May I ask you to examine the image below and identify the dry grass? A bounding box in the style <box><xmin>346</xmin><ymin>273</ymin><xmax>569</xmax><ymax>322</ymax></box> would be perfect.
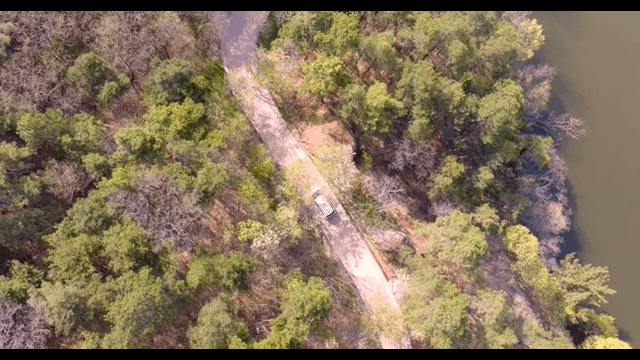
<box><xmin>98</xmin><ymin>86</ymin><xmax>147</xmax><ymax>127</ymax></box>
<box><xmin>201</xmin><ymin>198</ymin><xmax>234</xmax><ymax>245</ymax></box>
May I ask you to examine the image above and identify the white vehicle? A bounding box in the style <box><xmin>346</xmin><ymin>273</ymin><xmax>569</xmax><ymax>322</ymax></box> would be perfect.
<box><xmin>313</xmin><ymin>188</ymin><xmax>335</xmax><ymax>218</ymax></box>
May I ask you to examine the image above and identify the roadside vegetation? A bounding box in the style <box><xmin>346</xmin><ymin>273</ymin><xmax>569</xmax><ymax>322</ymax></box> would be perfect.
<box><xmin>256</xmin><ymin>11</ymin><xmax>627</xmax><ymax>349</ymax></box>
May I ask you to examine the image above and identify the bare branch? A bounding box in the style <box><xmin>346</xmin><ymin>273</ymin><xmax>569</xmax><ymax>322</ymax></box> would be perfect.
<box><xmin>501</xmin><ymin>11</ymin><xmax>532</xmax><ymax>26</ymax></box>
<box><xmin>107</xmin><ymin>170</ymin><xmax>203</xmax><ymax>251</ymax></box>
<box><xmin>0</xmin><ymin>300</ymin><xmax>50</xmax><ymax>349</ymax></box>
<box><xmin>518</xmin><ymin>146</ymin><xmax>572</xmax><ymax>265</ymax></box>
<box><xmin>389</xmin><ymin>138</ymin><xmax>438</xmax><ymax>180</ymax></box>
<box><xmin>43</xmin><ymin>160</ymin><xmax>92</xmax><ymax>206</ymax></box>
<box><xmin>364</xmin><ymin>172</ymin><xmax>405</xmax><ymax>211</ymax></box>
<box><xmin>525</xmin><ymin>111</ymin><xmax>586</xmax><ymax>141</ymax></box>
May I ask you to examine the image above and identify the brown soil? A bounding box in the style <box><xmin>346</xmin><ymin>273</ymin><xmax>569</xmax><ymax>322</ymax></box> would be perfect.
<box><xmin>392</xmin><ymin>203</ymin><xmax>430</xmax><ymax>254</ymax></box>
<box><xmin>292</xmin><ymin>120</ymin><xmax>352</xmax><ymax>156</ymax></box>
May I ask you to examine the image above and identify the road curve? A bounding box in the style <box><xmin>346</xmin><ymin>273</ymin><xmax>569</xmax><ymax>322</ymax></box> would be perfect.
<box><xmin>220</xmin><ymin>11</ymin><xmax>411</xmax><ymax>349</ymax></box>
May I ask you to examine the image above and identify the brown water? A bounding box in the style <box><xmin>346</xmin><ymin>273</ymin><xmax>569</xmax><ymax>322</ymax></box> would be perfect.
<box><xmin>533</xmin><ymin>11</ymin><xmax>640</xmax><ymax>346</ymax></box>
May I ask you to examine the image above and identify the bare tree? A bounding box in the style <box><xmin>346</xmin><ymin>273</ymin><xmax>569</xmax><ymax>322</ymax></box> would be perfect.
<box><xmin>43</xmin><ymin>160</ymin><xmax>92</xmax><ymax>206</ymax></box>
<box><xmin>0</xmin><ymin>300</ymin><xmax>50</xmax><ymax>349</ymax></box>
<box><xmin>524</xmin><ymin>111</ymin><xmax>586</xmax><ymax>141</ymax></box>
<box><xmin>389</xmin><ymin>138</ymin><xmax>439</xmax><ymax>180</ymax></box>
<box><xmin>314</xmin><ymin>142</ymin><xmax>360</xmax><ymax>194</ymax></box>
<box><xmin>92</xmin><ymin>12</ymin><xmax>158</xmax><ymax>91</ymax></box>
<box><xmin>518</xmin><ymin>146</ymin><xmax>572</xmax><ymax>266</ymax></box>
<box><xmin>178</xmin><ymin>11</ymin><xmax>225</xmax><ymax>59</ymax></box>
<box><xmin>108</xmin><ymin>171</ymin><xmax>203</xmax><ymax>251</ymax></box>
<box><xmin>517</xmin><ymin>64</ymin><xmax>556</xmax><ymax>115</ymax></box>
<box><xmin>154</xmin><ymin>13</ymin><xmax>197</xmax><ymax>61</ymax></box>
<box><xmin>0</xmin><ymin>12</ymin><xmax>102</xmax><ymax>113</ymax></box>
<box><xmin>501</xmin><ymin>11</ymin><xmax>532</xmax><ymax>26</ymax></box>
<box><xmin>431</xmin><ymin>196</ymin><xmax>463</xmax><ymax>218</ymax></box>
<box><xmin>364</xmin><ymin>172</ymin><xmax>405</xmax><ymax>211</ymax></box>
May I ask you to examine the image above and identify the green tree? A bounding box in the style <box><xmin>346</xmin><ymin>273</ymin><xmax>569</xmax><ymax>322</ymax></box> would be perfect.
<box><xmin>115</xmin><ymin>126</ymin><xmax>163</xmax><ymax>161</ymax></box>
<box><xmin>579</xmin><ymin>335</ymin><xmax>632</xmax><ymax>349</ymax></box>
<box><xmin>361</xmin><ymin>81</ymin><xmax>403</xmax><ymax>134</ymax></box>
<box><xmin>249</xmin><ymin>143</ymin><xmax>276</xmax><ymax>180</ymax></box>
<box><xmin>0</xmin><ymin>162</ymin><xmax>6</xmax><ymax>188</ymax></box>
<box><xmin>338</xmin><ymin>83</ymin><xmax>366</xmax><ymax>123</ymax></box>
<box><xmin>272</xmin><ymin>11</ymin><xmax>332</xmax><ymax>48</ymax></box>
<box><xmin>300</xmin><ymin>54</ymin><xmax>348</xmax><ymax>97</ymax></box>
<box><xmin>413</xmin><ymin>211</ymin><xmax>487</xmax><ymax>272</ymax></box>
<box><xmin>102</xmin><ymin>268</ymin><xmax>184</xmax><ymax>349</ymax></box>
<box><xmin>429</xmin><ymin>155</ymin><xmax>465</xmax><ymax>199</ymax></box>
<box><xmin>555</xmin><ymin>253</ymin><xmax>616</xmax><ymax>323</ymax></box>
<box><xmin>411</xmin><ymin>12</ymin><xmax>473</xmax><ymax>60</ymax></box>
<box><xmin>65</xmin><ymin>112</ymin><xmax>105</xmax><ymax>156</ymax></box>
<box><xmin>254</xmin><ymin>269</ymin><xmax>332</xmax><ymax>349</ymax></box>
<box><xmin>193</xmin><ymin>160</ymin><xmax>228</xmax><ymax>197</ymax></box>
<box><xmin>237</xmin><ymin>176</ymin><xmax>272</xmax><ymax>218</ymax></box>
<box><xmin>236</xmin><ymin>220</ymin><xmax>267</xmax><ymax>241</ymax></box>
<box><xmin>142</xmin><ymin>58</ymin><xmax>204</xmax><ymax>106</ymax></box>
<box><xmin>0</xmin><ymin>205</ymin><xmax>64</xmax><ymax>250</ymax></box>
<box><xmin>28</xmin><ymin>279</ymin><xmax>97</xmax><ymax>336</ymax></box>
<box><xmin>0</xmin><ymin>141</ymin><xmax>33</xmax><ymax>169</ymax></box>
<box><xmin>403</xmin><ymin>277</ymin><xmax>470</xmax><ymax>348</ymax></box>
<box><xmin>0</xmin><ymin>260</ymin><xmax>44</xmax><ymax>301</ymax></box>
<box><xmin>186</xmin><ymin>251</ymin><xmax>257</xmax><ymax>290</ymax></box>
<box><xmin>521</xmin><ymin>319</ymin><xmax>572</xmax><ymax>349</ymax></box>
<box><xmin>359</xmin><ymin>31</ymin><xmax>399</xmax><ymax>74</ymax></box>
<box><xmin>401</xmin><ymin>253</ymin><xmax>470</xmax><ymax>348</ymax></box>
<box><xmin>250</xmin><ymin>203</ymin><xmax>303</xmax><ymax>253</ymax></box>
<box><xmin>162</xmin><ymin>161</ymin><xmax>196</xmax><ymax>189</ymax></box>
<box><xmin>144</xmin><ymin>98</ymin><xmax>207</xmax><ymax>141</ymax></box>
<box><xmin>526</xmin><ymin>135</ymin><xmax>554</xmax><ymax>170</ymax></box>
<box><xmin>46</xmin><ymin>189</ymin><xmax>116</xmax><ymax>244</ymax></box>
<box><xmin>75</xmin><ymin>332</ymin><xmax>102</xmax><ymax>349</ymax></box>
<box><xmin>477</xmin><ymin>20</ymin><xmax>521</xmax><ymax>75</ymax></box>
<box><xmin>399</xmin><ymin>60</ymin><xmax>464</xmax><ymax>140</ymax></box>
<box><xmin>188</xmin><ymin>296</ymin><xmax>251</xmax><ymax>349</ymax></box>
<box><xmin>313</xmin><ymin>12</ymin><xmax>361</xmax><ymax>56</ymax></box>
<box><xmin>503</xmin><ymin>225</ymin><xmax>561</xmax><ymax>306</ymax></box>
<box><xmin>472</xmin><ymin>203</ymin><xmax>500</xmax><ymax>233</ymax></box>
<box><xmin>82</xmin><ymin>153</ymin><xmax>112</xmax><ymax>180</ymax></box>
<box><xmin>478</xmin><ymin>79</ymin><xmax>524</xmax><ymax>145</ymax></box>
<box><xmin>314</xmin><ymin>141</ymin><xmax>360</xmax><ymax>194</ymax></box>
<box><xmin>470</xmin><ymin>288</ymin><xmax>517</xmax><ymax>349</ymax></box>
<box><xmin>16</xmin><ymin>109</ymin><xmax>71</xmax><ymax>152</ymax></box>
<box><xmin>515</xmin><ymin>18</ymin><xmax>545</xmax><ymax>61</ymax></box>
<box><xmin>474</xmin><ymin>166</ymin><xmax>494</xmax><ymax>190</ymax></box>
<box><xmin>580</xmin><ymin>308</ymin><xmax>619</xmax><ymax>338</ymax></box>
<box><xmin>67</xmin><ymin>52</ymin><xmax>129</xmax><ymax>102</ymax></box>
<box><xmin>47</xmin><ymin>233</ymin><xmax>102</xmax><ymax>283</ymax></box>
<box><xmin>101</xmin><ymin>217</ymin><xmax>153</xmax><ymax>276</ymax></box>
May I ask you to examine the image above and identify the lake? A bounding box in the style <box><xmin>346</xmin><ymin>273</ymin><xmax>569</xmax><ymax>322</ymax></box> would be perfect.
<box><xmin>533</xmin><ymin>11</ymin><xmax>640</xmax><ymax>346</ymax></box>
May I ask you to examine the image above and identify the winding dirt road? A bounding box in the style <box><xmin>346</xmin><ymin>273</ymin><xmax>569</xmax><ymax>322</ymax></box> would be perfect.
<box><xmin>221</xmin><ymin>11</ymin><xmax>411</xmax><ymax>349</ymax></box>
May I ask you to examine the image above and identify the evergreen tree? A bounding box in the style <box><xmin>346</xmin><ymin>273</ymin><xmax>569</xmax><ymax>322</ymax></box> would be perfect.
<box><xmin>413</xmin><ymin>211</ymin><xmax>487</xmax><ymax>272</ymax></box>
<box><xmin>555</xmin><ymin>253</ymin><xmax>616</xmax><ymax>323</ymax></box>
<box><xmin>188</xmin><ymin>296</ymin><xmax>251</xmax><ymax>349</ymax></box>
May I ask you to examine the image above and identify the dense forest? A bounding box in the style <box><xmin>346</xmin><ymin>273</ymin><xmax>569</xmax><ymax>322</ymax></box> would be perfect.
<box><xmin>0</xmin><ymin>11</ymin><xmax>630</xmax><ymax>349</ymax></box>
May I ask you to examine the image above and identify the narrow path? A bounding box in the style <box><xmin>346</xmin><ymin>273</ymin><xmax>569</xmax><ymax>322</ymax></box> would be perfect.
<box><xmin>220</xmin><ymin>11</ymin><xmax>411</xmax><ymax>349</ymax></box>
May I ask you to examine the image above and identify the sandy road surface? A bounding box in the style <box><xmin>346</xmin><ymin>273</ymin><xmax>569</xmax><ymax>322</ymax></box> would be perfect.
<box><xmin>220</xmin><ymin>11</ymin><xmax>411</xmax><ymax>349</ymax></box>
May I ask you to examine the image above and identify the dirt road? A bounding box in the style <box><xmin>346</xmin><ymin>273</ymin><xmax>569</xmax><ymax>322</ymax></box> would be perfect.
<box><xmin>221</xmin><ymin>11</ymin><xmax>411</xmax><ymax>349</ymax></box>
